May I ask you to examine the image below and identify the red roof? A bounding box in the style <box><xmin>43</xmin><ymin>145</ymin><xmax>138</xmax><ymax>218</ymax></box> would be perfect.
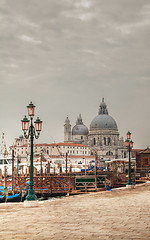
<box><xmin>48</xmin><ymin>142</ymin><xmax>89</xmax><ymax>147</ymax></box>
<box><xmin>132</xmin><ymin>149</ymin><xmax>144</xmax><ymax>152</ymax></box>
<box><xmin>13</xmin><ymin>142</ymin><xmax>89</xmax><ymax>148</ymax></box>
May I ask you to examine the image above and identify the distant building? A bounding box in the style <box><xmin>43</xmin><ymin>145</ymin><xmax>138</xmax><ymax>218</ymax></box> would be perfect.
<box><xmin>136</xmin><ymin>147</ymin><xmax>150</xmax><ymax>178</ymax></box>
<box><xmin>64</xmin><ymin>98</ymin><xmax>127</xmax><ymax>160</ymax></box>
<box><xmin>11</xmin><ymin>136</ymin><xmax>93</xmax><ymax>165</ymax></box>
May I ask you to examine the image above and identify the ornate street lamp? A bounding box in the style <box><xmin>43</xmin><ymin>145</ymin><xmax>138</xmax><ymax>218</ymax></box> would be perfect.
<box><xmin>21</xmin><ymin>102</ymin><xmax>42</xmax><ymax>201</ymax></box>
<box><xmin>125</xmin><ymin>131</ymin><xmax>134</xmax><ymax>187</ymax></box>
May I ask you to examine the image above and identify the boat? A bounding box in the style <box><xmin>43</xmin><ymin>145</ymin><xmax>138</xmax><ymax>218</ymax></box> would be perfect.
<box><xmin>0</xmin><ymin>186</ymin><xmax>20</xmax><ymax>203</ymax></box>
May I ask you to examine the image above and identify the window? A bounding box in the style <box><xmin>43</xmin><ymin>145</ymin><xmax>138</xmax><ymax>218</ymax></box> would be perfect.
<box><xmin>81</xmin><ymin>136</ymin><xmax>83</xmax><ymax>139</ymax></box>
<box><xmin>93</xmin><ymin>138</ymin><xmax>96</xmax><ymax>145</ymax></box>
<box><xmin>143</xmin><ymin>158</ymin><xmax>149</xmax><ymax>166</ymax></box>
<box><xmin>47</xmin><ymin>150</ymin><xmax>49</xmax><ymax>154</ymax></box>
<box><xmin>108</xmin><ymin>137</ymin><xmax>111</xmax><ymax>145</ymax></box>
<box><xmin>104</xmin><ymin>137</ymin><xmax>106</xmax><ymax>145</ymax></box>
<box><xmin>106</xmin><ymin>151</ymin><xmax>113</xmax><ymax>156</ymax></box>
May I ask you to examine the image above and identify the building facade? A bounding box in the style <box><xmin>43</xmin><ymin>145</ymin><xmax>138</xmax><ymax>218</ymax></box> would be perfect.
<box><xmin>11</xmin><ymin>136</ymin><xmax>93</xmax><ymax>167</ymax></box>
<box><xmin>64</xmin><ymin>98</ymin><xmax>127</xmax><ymax>160</ymax></box>
<box><xmin>136</xmin><ymin>147</ymin><xmax>150</xmax><ymax>178</ymax></box>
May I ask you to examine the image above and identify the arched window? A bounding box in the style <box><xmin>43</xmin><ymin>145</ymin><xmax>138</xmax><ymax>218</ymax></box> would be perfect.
<box><xmin>81</xmin><ymin>136</ymin><xmax>83</xmax><ymax>140</ymax></box>
<box><xmin>93</xmin><ymin>138</ymin><xmax>96</xmax><ymax>145</ymax></box>
<box><xmin>108</xmin><ymin>137</ymin><xmax>111</xmax><ymax>145</ymax></box>
<box><xmin>124</xmin><ymin>152</ymin><xmax>126</xmax><ymax>158</ymax></box>
<box><xmin>104</xmin><ymin>137</ymin><xmax>106</xmax><ymax>145</ymax></box>
<box><xmin>106</xmin><ymin>151</ymin><xmax>113</xmax><ymax>156</ymax></box>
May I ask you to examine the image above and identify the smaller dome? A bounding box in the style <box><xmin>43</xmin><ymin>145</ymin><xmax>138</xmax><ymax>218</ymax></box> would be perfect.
<box><xmin>72</xmin><ymin>114</ymin><xmax>88</xmax><ymax>136</ymax></box>
<box><xmin>72</xmin><ymin>124</ymin><xmax>88</xmax><ymax>135</ymax></box>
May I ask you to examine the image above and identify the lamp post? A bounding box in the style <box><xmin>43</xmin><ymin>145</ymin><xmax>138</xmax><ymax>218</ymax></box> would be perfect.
<box><xmin>125</xmin><ymin>131</ymin><xmax>133</xmax><ymax>187</ymax></box>
<box><xmin>21</xmin><ymin>102</ymin><xmax>42</xmax><ymax>201</ymax></box>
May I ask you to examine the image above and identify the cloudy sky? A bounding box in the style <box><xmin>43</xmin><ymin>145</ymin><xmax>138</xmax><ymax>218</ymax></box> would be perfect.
<box><xmin>0</xmin><ymin>0</ymin><xmax>150</xmax><ymax>149</ymax></box>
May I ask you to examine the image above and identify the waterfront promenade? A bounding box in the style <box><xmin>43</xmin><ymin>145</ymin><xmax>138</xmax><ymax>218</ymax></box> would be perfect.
<box><xmin>0</xmin><ymin>183</ymin><xmax>150</xmax><ymax>240</ymax></box>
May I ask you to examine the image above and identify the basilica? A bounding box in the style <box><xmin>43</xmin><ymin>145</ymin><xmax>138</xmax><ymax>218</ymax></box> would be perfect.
<box><xmin>64</xmin><ymin>98</ymin><xmax>127</xmax><ymax>160</ymax></box>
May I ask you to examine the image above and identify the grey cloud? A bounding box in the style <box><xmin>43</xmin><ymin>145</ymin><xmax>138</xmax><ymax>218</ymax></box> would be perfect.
<box><xmin>0</xmin><ymin>0</ymin><xmax>150</xmax><ymax>148</ymax></box>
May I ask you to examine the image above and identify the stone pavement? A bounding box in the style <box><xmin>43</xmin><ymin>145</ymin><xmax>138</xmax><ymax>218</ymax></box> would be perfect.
<box><xmin>0</xmin><ymin>183</ymin><xmax>150</xmax><ymax>240</ymax></box>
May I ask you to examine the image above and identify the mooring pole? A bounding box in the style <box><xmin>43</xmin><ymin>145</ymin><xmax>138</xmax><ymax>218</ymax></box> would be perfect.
<box><xmin>95</xmin><ymin>153</ymin><xmax>97</xmax><ymax>189</ymax></box>
<box><xmin>66</xmin><ymin>152</ymin><xmax>68</xmax><ymax>176</ymax></box>
<box><xmin>40</xmin><ymin>152</ymin><xmax>43</xmax><ymax>176</ymax></box>
<box><xmin>4</xmin><ymin>166</ymin><xmax>7</xmax><ymax>188</ymax></box>
<box><xmin>12</xmin><ymin>149</ymin><xmax>14</xmax><ymax>194</ymax></box>
<box><xmin>17</xmin><ymin>155</ymin><xmax>19</xmax><ymax>176</ymax></box>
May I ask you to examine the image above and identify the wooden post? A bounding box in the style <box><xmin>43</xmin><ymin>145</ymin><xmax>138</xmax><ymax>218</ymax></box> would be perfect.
<box><xmin>33</xmin><ymin>167</ymin><xmax>36</xmax><ymax>176</ymax></box>
<box><xmin>25</xmin><ymin>168</ymin><xmax>28</xmax><ymax>177</ymax></box>
<box><xmin>85</xmin><ymin>158</ymin><xmax>86</xmax><ymax>176</ymax></box>
<box><xmin>4</xmin><ymin>166</ymin><xmax>7</xmax><ymax>188</ymax></box>
<box><xmin>72</xmin><ymin>176</ymin><xmax>75</xmax><ymax>190</ymax></box>
<box><xmin>59</xmin><ymin>164</ymin><xmax>62</xmax><ymax>175</ymax></box>
<box><xmin>47</xmin><ymin>162</ymin><xmax>50</xmax><ymax>175</ymax></box>
<box><xmin>104</xmin><ymin>176</ymin><xmax>106</xmax><ymax>189</ymax></box>
<box><xmin>0</xmin><ymin>169</ymin><xmax>2</xmax><ymax>180</ymax></box>
<box><xmin>12</xmin><ymin>149</ymin><xmax>14</xmax><ymax>194</ymax></box>
<box><xmin>66</xmin><ymin>152</ymin><xmax>68</xmax><ymax>176</ymax></box>
<box><xmin>40</xmin><ymin>152</ymin><xmax>43</xmax><ymax>176</ymax></box>
<box><xmin>69</xmin><ymin>176</ymin><xmax>71</xmax><ymax>192</ymax></box>
<box><xmin>70</xmin><ymin>164</ymin><xmax>72</xmax><ymax>175</ymax></box>
<box><xmin>17</xmin><ymin>155</ymin><xmax>19</xmax><ymax>176</ymax></box>
<box><xmin>22</xmin><ymin>166</ymin><xmax>24</xmax><ymax>176</ymax></box>
<box><xmin>50</xmin><ymin>177</ymin><xmax>52</xmax><ymax>194</ymax></box>
<box><xmin>95</xmin><ymin>153</ymin><xmax>97</xmax><ymax>189</ymax></box>
<box><xmin>13</xmin><ymin>168</ymin><xmax>16</xmax><ymax>194</ymax></box>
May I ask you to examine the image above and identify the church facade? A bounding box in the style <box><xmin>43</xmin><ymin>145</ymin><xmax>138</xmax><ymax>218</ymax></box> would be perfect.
<box><xmin>64</xmin><ymin>98</ymin><xmax>127</xmax><ymax>160</ymax></box>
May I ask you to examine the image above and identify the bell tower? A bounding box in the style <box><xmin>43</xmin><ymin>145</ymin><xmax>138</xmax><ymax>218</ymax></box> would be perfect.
<box><xmin>64</xmin><ymin>116</ymin><xmax>72</xmax><ymax>142</ymax></box>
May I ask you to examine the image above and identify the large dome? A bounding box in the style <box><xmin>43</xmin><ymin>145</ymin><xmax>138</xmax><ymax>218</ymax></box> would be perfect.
<box><xmin>90</xmin><ymin>115</ymin><xmax>118</xmax><ymax>130</ymax></box>
<box><xmin>90</xmin><ymin>98</ymin><xmax>118</xmax><ymax>130</ymax></box>
<box><xmin>72</xmin><ymin>114</ymin><xmax>89</xmax><ymax>135</ymax></box>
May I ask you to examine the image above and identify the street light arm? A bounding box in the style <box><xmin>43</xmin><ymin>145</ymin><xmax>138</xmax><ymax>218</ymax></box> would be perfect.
<box><xmin>34</xmin><ymin>129</ymin><xmax>41</xmax><ymax>139</ymax></box>
<box><xmin>23</xmin><ymin>124</ymin><xmax>41</xmax><ymax>140</ymax></box>
<box><xmin>23</xmin><ymin>126</ymin><xmax>31</xmax><ymax>139</ymax></box>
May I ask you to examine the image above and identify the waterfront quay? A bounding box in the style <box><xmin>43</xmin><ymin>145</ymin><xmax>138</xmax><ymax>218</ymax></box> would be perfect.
<box><xmin>0</xmin><ymin>183</ymin><xmax>150</xmax><ymax>240</ymax></box>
